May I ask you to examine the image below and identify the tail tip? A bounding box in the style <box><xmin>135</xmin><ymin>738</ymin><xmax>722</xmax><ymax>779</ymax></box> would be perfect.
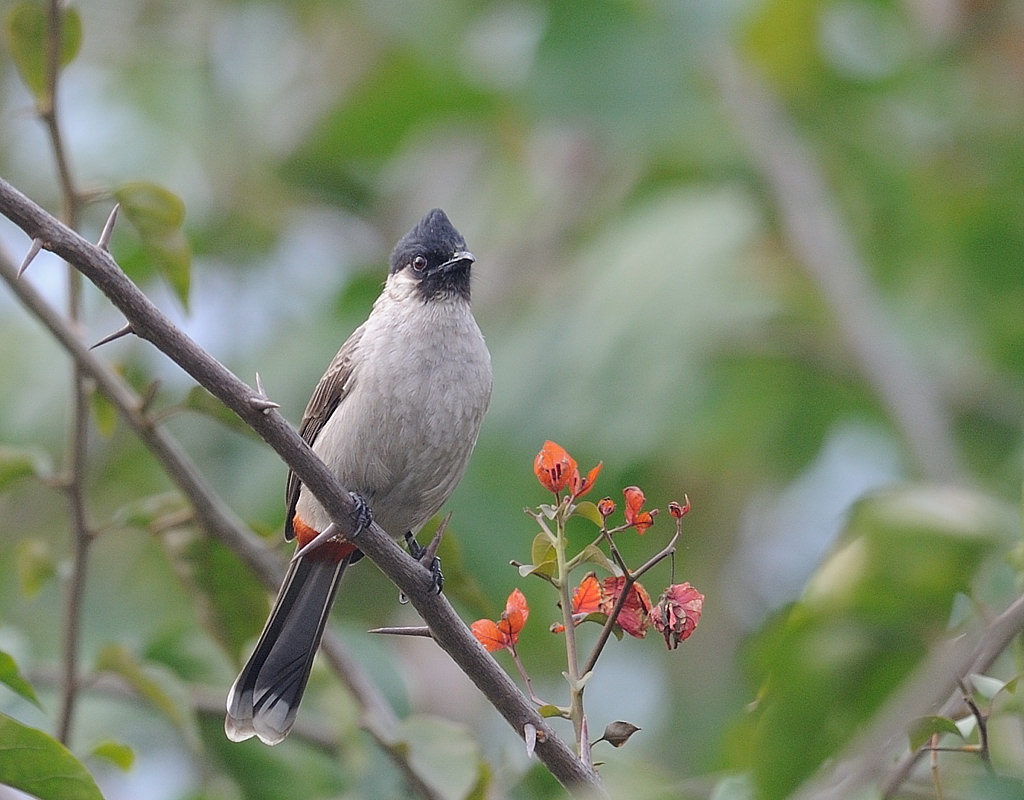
<box><xmin>224</xmin><ymin>712</ymin><xmax>290</xmax><ymax>746</ymax></box>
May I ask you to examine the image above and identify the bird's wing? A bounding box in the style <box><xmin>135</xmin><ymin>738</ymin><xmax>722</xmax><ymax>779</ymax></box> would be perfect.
<box><xmin>284</xmin><ymin>323</ymin><xmax>365</xmax><ymax>540</ymax></box>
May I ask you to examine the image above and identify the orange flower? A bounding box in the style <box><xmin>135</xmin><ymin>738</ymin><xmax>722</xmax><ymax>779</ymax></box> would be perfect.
<box><xmin>534</xmin><ymin>441</ymin><xmax>602</xmax><ymax>500</ymax></box>
<box><xmin>472</xmin><ymin>588</ymin><xmax>529</xmax><ymax>653</ymax></box>
<box><xmin>534</xmin><ymin>440</ymin><xmax>575</xmax><ymax>494</ymax></box>
<box><xmin>550</xmin><ymin>572</ymin><xmax>603</xmax><ymax>633</ymax></box>
<box><xmin>653</xmin><ymin>583</ymin><xmax>704</xmax><ymax>649</ymax></box>
<box><xmin>597</xmin><ymin>497</ymin><xmax>616</xmax><ymax>519</ymax></box>
<box><xmin>601</xmin><ymin>576</ymin><xmax>653</xmax><ymax>638</ymax></box>
<box><xmin>623</xmin><ymin>486</ymin><xmax>656</xmax><ymax>535</ymax></box>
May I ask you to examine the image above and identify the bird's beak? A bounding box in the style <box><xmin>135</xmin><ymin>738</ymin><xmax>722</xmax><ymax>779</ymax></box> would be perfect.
<box><xmin>439</xmin><ymin>250</ymin><xmax>475</xmax><ymax>271</ymax></box>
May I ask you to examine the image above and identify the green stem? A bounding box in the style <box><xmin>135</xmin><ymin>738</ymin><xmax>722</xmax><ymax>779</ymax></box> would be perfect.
<box><xmin>553</xmin><ymin>497</ymin><xmax>588</xmax><ymax>759</ymax></box>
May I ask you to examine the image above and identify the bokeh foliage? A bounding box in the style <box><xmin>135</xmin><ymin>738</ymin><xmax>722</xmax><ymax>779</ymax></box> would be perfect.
<box><xmin>1</xmin><ymin>0</ymin><xmax>1023</xmax><ymax>798</ymax></box>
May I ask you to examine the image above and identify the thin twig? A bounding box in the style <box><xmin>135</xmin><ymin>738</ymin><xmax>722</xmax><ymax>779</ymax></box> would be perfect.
<box><xmin>38</xmin><ymin>0</ymin><xmax>92</xmax><ymax>746</ymax></box>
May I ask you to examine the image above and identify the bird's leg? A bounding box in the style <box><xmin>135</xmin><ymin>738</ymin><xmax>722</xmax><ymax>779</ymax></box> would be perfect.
<box><xmin>404</xmin><ymin>530</ymin><xmax>444</xmax><ymax>595</ymax></box>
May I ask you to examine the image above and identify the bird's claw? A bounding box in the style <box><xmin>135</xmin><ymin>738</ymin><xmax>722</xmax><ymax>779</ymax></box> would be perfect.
<box><xmin>404</xmin><ymin>531</ymin><xmax>444</xmax><ymax>595</ymax></box>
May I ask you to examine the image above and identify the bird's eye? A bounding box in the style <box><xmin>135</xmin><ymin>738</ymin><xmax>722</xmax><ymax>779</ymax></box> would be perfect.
<box><xmin>411</xmin><ymin>255</ymin><xmax>428</xmax><ymax>272</ymax></box>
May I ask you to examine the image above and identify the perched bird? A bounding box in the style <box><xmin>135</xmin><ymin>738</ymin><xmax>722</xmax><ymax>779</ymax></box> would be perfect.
<box><xmin>225</xmin><ymin>209</ymin><xmax>492</xmax><ymax>745</ymax></box>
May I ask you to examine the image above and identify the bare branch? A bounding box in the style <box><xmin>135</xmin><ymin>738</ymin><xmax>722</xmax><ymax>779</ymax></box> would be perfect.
<box><xmin>714</xmin><ymin>48</ymin><xmax>965</xmax><ymax>482</ymax></box>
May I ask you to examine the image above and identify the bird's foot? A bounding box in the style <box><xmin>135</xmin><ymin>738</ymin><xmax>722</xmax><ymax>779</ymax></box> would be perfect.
<box><xmin>404</xmin><ymin>530</ymin><xmax>444</xmax><ymax>596</ymax></box>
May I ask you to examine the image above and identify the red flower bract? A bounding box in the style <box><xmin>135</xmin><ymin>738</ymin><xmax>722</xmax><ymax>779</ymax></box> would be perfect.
<box><xmin>534</xmin><ymin>440</ymin><xmax>575</xmax><ymax>495</ymax></box>
<box><xmin>472</xmin><ymin>588</ymin><xmax>529</xmax><ymax>653</ymax></box>
<box><xmin>601</xmin><ymin>576</ymin><xmax>652</xmax><ymax>638</ymax></box>
<box><xmin>622</xmin><ymin>486</ymin><xmax>656</xmax><ymax>535</ymax></box>
<box><xmin>653</xmin><ymin>583</ymin><xmax>704</xmax><ymax>649</ymax></box>
<box><xmin>534</xmin><ymin>441</ymin><xmax>602</xmax><ymax>500</ymax></box>
<box><xmin>550</xmin><ymin>572</ymin><xmax>605</xmax><ymax>633</ymax></box>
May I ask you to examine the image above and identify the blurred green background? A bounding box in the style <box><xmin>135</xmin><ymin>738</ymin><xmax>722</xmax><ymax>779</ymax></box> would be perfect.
<box><xmin>1</xmin><ymin>0</ymin><xmax>1022</xmax><ymax>798</ymax></box>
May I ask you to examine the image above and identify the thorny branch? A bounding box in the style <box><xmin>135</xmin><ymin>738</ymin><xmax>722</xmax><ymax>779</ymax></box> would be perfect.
<box><xmin>0</xmin><ymin>177</ymin><xmax>606</xmax><ymax>797</ymax></box>
<box><xmin>0</xmin><ymin>246</ymin><xmax>445</xmax><ymax>798</ymax></box>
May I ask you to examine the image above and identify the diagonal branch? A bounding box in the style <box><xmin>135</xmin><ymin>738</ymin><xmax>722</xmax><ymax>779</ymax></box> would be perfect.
<box><xmin>714</xmin><ymin>49</ymin><xmax>965</xmax><ymax>483</ymax></box>
<box><xmin>0</xmin><ymin>244</ymin><xmax>435</xmax><ymax>792</ymax></box>
<box><xmin>0</xmin><ymin>176</ymin><xmax>604</xmax><ymax>796</ymax></box>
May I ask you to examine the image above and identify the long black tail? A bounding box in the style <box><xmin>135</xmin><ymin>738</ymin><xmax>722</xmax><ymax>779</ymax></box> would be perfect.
<box><xmin>225</xmin><ymin>553</ymin><xmax>351</xmax><ymax>745</ymax></box>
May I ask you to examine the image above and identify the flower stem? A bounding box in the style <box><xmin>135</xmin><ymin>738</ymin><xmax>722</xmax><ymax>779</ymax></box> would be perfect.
<box><xmin>554</xmin><ymin>497</ymin><xmax>587</xmax><ymax>757</ymax></box>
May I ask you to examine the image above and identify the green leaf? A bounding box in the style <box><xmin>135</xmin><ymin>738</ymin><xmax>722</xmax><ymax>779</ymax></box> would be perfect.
<box><xmin>0</xmin><ymin>444</ymin><xmax>51</xmax><ymax>490</ymax></box>
<box><xmin>161</xmin><ymin>532</ymin><xmax>268</xmax><ymax>663</ymax></box>
<box><xmin>908</xmin><ymin>715</ymin><xmax>962</xmax><ymax>750</ymax></box>
<box><xmin>5</xmin><ymin>3</ymin><xmax>82</xmax><ymax>102</ymax></box>
<box><xmin>94</xmin><ymin>644</ymin><xmax>198</xmax><ymax>750</ymax></box>
<box><xmin>114</xmin><ymin>182</ymin><xmax>191</xmax><ymax>308</ymax></box>
<box><xmin>0</xmin><ymin>712</ymin><xmax>105</xmax><ymax>800</ymax></box>
<box><xmin>0</xmin><ymin>651</ymin><xmax>40</xmax><ymax>708</ymax></box>
<box><xmin>530</xmin><ymin>531</ymin><xmax>555</xmax><ymax>569</ymax></box>
<box><xmin>110</xmin><ymin>492</ymin><xmax>187</xmax><ymax>531</ymax></box>
<box><xmin>16</xmin><ymin>538</ymin><xmax>55</xmax><ymax>597</ymax></box>
<box><xmin>572</xmin><ymin>501</ymin><xmax>604</xmax><ymax>528</ymax></box>
<box><xmin>89</xmin><ymin>740</ymin><xmax>134</xmax><ymax>771</ymax></box>
<box><xmin>89</xmin><ymin>390</ymin><xmax>119</xmax><ymax>438</ymax></box>
<box><xmin>182</xmin><ymin>386</ymin><xmax>255</xmax><ymax>437</ymax></box>
<box><xmin>744</xmin><ymin>485</ymin><xmax>1010</xmax><ymax>800</ymax></box>
<box><xmin>568</xmin><ymin>544</ymin><xmax>617</xmax><ymax>575</ymax></box>
<box><xmin>970</xmin><ymin>673</ymin><xmax>1008</xmax><ymax>701</ymax></box>
<box><xmin>537</xmin><ymin>704</ymin><xmax>569</xmax><ymax>718</ymax></box>
<box><xmin>395</xmin><ymin>715</ymin><xmax>483</xmax><ymax>800</ymax></box>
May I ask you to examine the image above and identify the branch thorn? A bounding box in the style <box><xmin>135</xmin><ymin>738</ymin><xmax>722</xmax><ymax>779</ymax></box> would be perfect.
<box><xmin>97</xmin><ymin>203</ymin><xmax>120</xmax><ymax>251</ymax></box>
<box><xmin>18</xmin><ymin>238</ymin><xmax>44</xmax><ymax>277</ymax></box>
<box><xmin>524</xmin><ymin>723</ymin><xmax>538</xmax><ymax>758</ymax></box>
<box><xmin>90</xmin><ymin>323</ymin><xmax>135</xmax><ymax>349</ymax></box>
<box><xmin>249</xmin><ymin>372</ymin><xmax>280</xmax><ymax>413</ymax></box>
<box><xmin>367</xmin><ymin>625</ymin><xmax>433</xmax><ymax>638</ymax></box>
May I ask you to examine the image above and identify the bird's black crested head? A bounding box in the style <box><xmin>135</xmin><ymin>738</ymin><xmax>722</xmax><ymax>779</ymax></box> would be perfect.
<box><xmin>389</xmin><ymin>208</ymin><xmax>474</xmax><ymax>301</ymax></box>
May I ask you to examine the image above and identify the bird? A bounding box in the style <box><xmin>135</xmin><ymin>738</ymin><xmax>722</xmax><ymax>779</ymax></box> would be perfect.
<box><xmin>225</xmin><ymin>208</ymin><xmax>493</xmax><ymax>745</ymax></box>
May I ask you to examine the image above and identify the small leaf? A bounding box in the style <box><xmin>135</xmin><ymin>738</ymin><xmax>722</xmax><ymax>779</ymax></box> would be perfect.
<box><xmin>162</xmin><ymin>532</ymin><xmax>268</xmax><ymax>663</ymax></box>
<box><xmin>110</xmin><ymin>492</ymin><xmax>188</xmax><ymax>531</ymax></box>
<box><xmin>182</xmin><ymin>386</ymin><xmax>254</xmax><ymax>437</ymax></box>
<box><xmin>537</xmin><ymin>704</ymin><xmax>568</xmax><ymax>718</ymax></box>
<box><xmin>114</xmin><ymin>182</ymin><xmax>191</xmax><ymax>308</ymax></box>
<box><xmin>95</xmin><ymin>644</ymin><xmax>198</xmax><ymax>750</ymax></box>
<box><xmin>0</xmin><ymin>651</ymin><xmax>41</xmax><ymax>708</ymax></box>
<box><xmin>89</xmin><ymin>740</ymin><xmax>134</xmax><ymax>771</ymax></box>
<box><xmin>530</xmin><ymin>531</ymin><xmax>555</xmax><ymax>569</ymax></box>
<box><xmin>909</xmin><ymin>716</ymin><xmax>962</xmax><ymax>750</ymax></box>
<box><xmin>90</xmin><ymin>390</ymin><xmax>118</xmax><ymax>438</ymax></box>
<box><xmin>970</xmin><ymin>673</ymin><xmax>1007</xmax><ymax>701</ymax></box>
<box><xmin>597</xmin><ymin>720</ymin><xmax>641</xmax><ymax>748</ymax></box>
<box><xmin>569</xmin><ymin>544</ymin><xmax>617</xmax><ymax>575</ymax></box>
<box><xmin>396</xmin><ymin>715</ymin><xmax>482</xmax><ymax>800</ymax></box>
<box><xmin>0</xmin><ymin>712</ymin><xmax>104</xmax><ymax>800</ymax></box>
<box><xmin>0</xmin><ymin>444</ymin><xmax>51</xmax><ymax>490</ymax></box>
<box><xmin>16</xmin><ymin>538</ymin><xmax>56</xmax><ymax>597</ymax></box>
<box><xmin>572</xmin><ymin>501</ymin><xmax>604</xmax><ymax>527</ymax></box>
<box><xmin>537</xmin><ymin>503</ymin><xmax>559</xmax><ymax>520</ymax></box>
<box><xmin>5</xmin><ymin>4</ymin><xmax>82</xmax><ymax>102</ymax></box>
